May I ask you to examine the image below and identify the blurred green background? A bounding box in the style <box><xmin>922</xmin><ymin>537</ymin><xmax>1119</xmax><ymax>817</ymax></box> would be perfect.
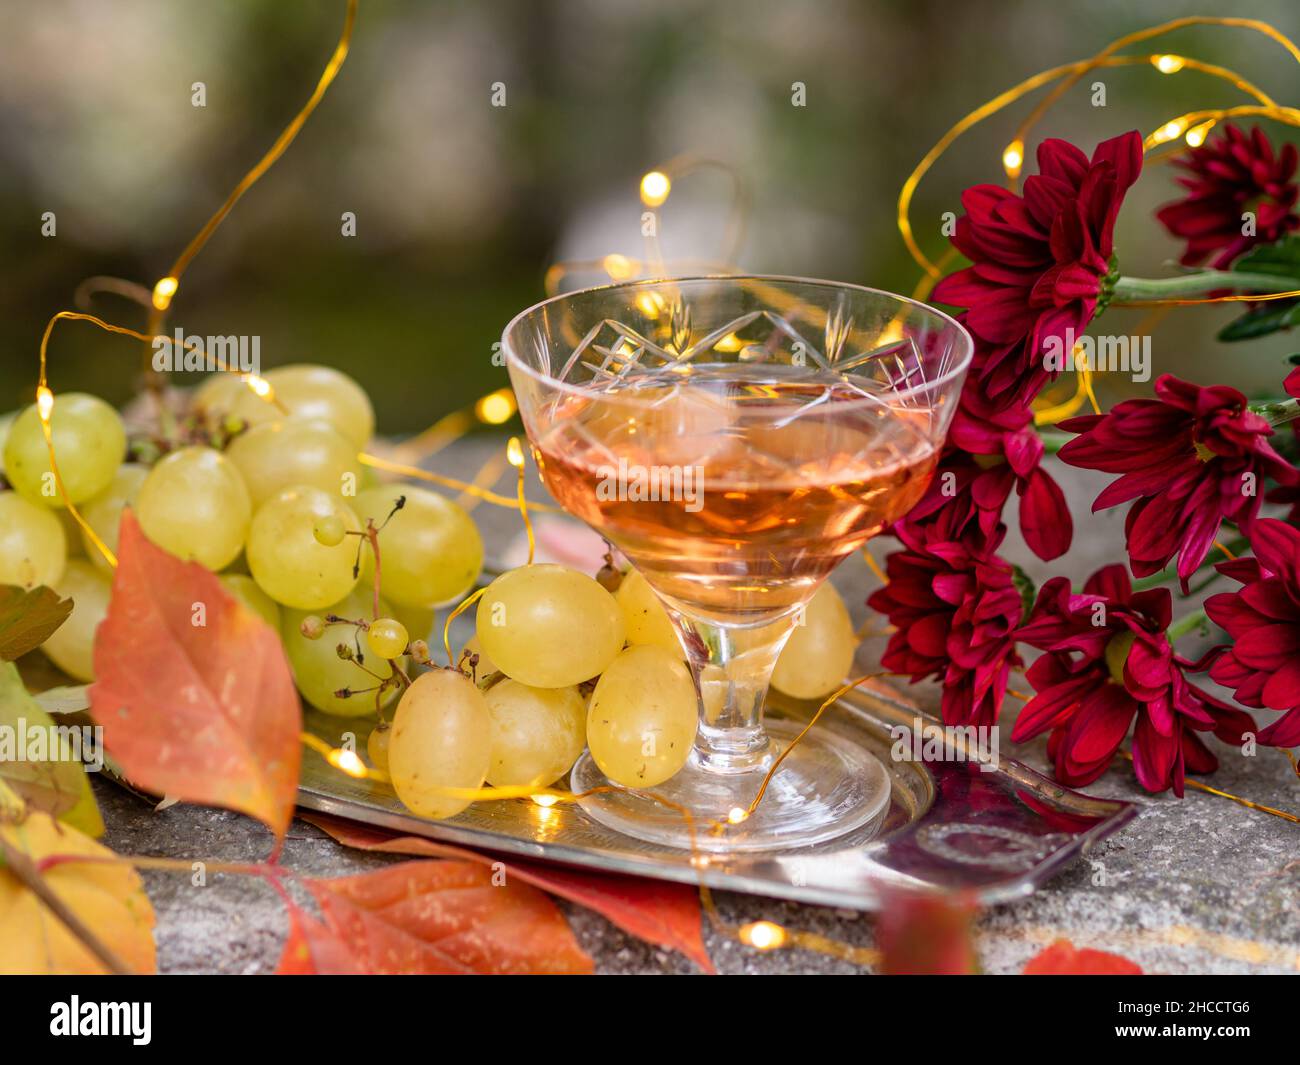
<box><xmin>2</xmin><ymin>0</ymin><xmax>1297</xmax><ymax>433</ymax></box>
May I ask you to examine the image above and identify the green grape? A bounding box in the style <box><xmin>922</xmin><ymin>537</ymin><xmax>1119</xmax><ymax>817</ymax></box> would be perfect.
<box><xmin>313</xmin><ymin>513</ymin><xmax>346</xmax><ymax>546</ymax></box>
<box><xmin>281</xmin><ymin>587</ymin><xmax>403</xmax><ymax>716</ymax></box>
<box><xmin>191</xmin><ymin>372</ymin><xmax>246</xmax><ymax>419</ymax></box>
<box><xmin>299</xmin><ymin>614</ymin><xmax>325</xmax><ymax>639</ymax></box>
<box><xmin>229</xmin><ymin>364</ymin><xmax>375</xmax><ymax>447</ymax></box>
<box><xmin>586</xmin><ymin>644</ymin><xmax>697</xmax><ymax>788</ymax></box>
<box><xmin>0</xmin><ymin>491</ymin><xmax>67</xmax><ymax>589</ymax></box>
<box><xmin>246</xmin><ymin>486</ymin><xmax>359</xmax><ymax>608</ymax></box>
<box><xmin>224</xmin><ymin>417</ymin><xmax>360</xmax><ymax>507</ymax></box>
<box><xmin>42</xmin><ymin>561</ymin><xmax>111</xmax><ymax>681</ymax></box>
<box><xmin>0</xmin><ymin>410</ymin><xmax>15</xmax><ymax>474</ymax></box>
<box><xmin>484</xmin><ymin>679</ymin><xmax>586</xmax><ymax>788</ymax></box>
<box><xmin>771</xmin><ymin>582</ymin><xmax>858</xmax><ymax>700</ymax></box>
<box><xmin>353</xmin><ymin>486</ymin><xmax>483</xmax><ymax>607</ymax></box>
<box><xmin>367</xmin><ymin>617</ymin><xmax>408</xmax><ymax>660</ymax></box>
<box><xmin>56</xmin><ymin>507</ymin><xmax>85</xmax><ymax>558</ymax></box>
<box><xmin>388</xmin><ymin>668</ymin><xmax>492</xmax><ymax>820</ymax></box>
<box><xmin>3</xmin><ymin>392</ymin><xmax>126</xmax><ymax>506</ymax></box>
<box><xmin>135</xmin><ymin>447</ymin><xmax>251</xmax><ymax>571</ymax></box>
<box><xmin>475</xmin><ymin>564</ymin><xmax>626</xmax><ymax>688</ymax></box>
<box><xmin>219</xmin><ymin>573</ymin><xmax>282</xmax><ymax>630</ymax></box>
<box><xmin>79</xmin><ymin>464</ymin><xmax>148</xmax><ymax>573</ymax></box>
<box><xmin>615</xmin><ymin>569</ymin><xmax>681</xmax><ymax>656</ymax></box>
<box><xmin>367</xmin><ymin>722</ymin><xmax>391</xmax><ymax>772</ymax></box>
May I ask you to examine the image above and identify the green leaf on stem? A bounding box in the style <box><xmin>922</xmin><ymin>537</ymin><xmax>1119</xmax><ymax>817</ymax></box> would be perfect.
<box><xmin>1219</xmin><ymin>236</ymin><xmax>1300</xmax><ymax>342</ymax></box>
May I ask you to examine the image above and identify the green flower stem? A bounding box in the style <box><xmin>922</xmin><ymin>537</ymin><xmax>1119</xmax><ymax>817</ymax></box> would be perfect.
<box><xmin>1261</xmin><ymin>397</ymin><xmax>1300</xmax><ymax>427</ymax></box>
<box><xmin>1038</xmin><ymin>431</ymin><xmax>1073</xmax><ymax>453</ymax></box>
<box><xmin>1113</xmin><ymin>272</ymin><xmax>1300</xmax><ymax>302</ymax></box>
<box><xmin>1167</xmin><ymin>609</ymin><xmax>1210</xmax><ymax>642</ymax></box>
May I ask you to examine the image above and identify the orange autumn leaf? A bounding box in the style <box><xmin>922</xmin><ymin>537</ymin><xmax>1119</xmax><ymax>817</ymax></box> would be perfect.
<box><xmin>303</xmin><ymin>860</ymin><xmax>593</xmax><ymax>974</ymax></box>
<box><xmin>89</xmin><ymin>512</ymin><xmax>301</xmax><ymax>842</ymax></box>
<box><xmin>276</xmin><ymin>902</ymin><xmax>365</xmax><ymax>975</ymax></box>
<box><xmin>0</xmin><ymin>811</ymin><xmax>156</xmax><ymax>975</ymax></box>
<box><xmin>1024</xmin><ymin>938</ymin><xmax>1143</xmax><ymax>975</ymax></box>
<box><xmin>301</xmin><ymin>811</ymin><xmax>713</xmax><ymax>971</ymax></box>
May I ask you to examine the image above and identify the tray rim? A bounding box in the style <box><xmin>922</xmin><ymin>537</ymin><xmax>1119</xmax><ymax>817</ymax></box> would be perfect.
<box><xmin>297</xmin><ymin>684</ymin><xmax>1139</xmax><ymax>911</ymax></box>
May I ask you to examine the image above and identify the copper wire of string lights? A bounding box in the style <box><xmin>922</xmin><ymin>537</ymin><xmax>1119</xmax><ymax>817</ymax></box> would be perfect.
<box><xmin>146</xmin><ymin>0</ymin><xmax>358</xmax><ymax>323</ymax></box>
<box><xmin>31</xmin><ymin>1</ymin><xmax>358</xmax><ymax>552</ymax></box>
<box><xmin>897</xmin><ymin>18</ymin><xmax>1300</xmax><ymax>424</ymax></box>
<box><xmin>897</xmin><ymin>18</ymin><xmax>1300</xmax><ymax>274</ymax></box>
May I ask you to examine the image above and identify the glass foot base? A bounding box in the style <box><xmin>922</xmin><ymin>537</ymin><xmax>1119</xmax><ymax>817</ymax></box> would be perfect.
<box><xmin>569</xmin><ymin>718</ymin><xmax>891</xmax><ymax>853</ymax></box>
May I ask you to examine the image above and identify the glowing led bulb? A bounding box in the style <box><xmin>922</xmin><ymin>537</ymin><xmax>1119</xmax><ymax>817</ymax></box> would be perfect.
<box><xmin>602</xmin><ymin>253</ymin><xmax>635</xmax><ymax>281</ymax></box>
<box><xmin>739</xmin><ymin>921</ymin><xmax>788</xmax><ymax>950</ymax></box>
<box><xmin>1152</xmin><ymin>120</ymin><xmax>1188</xmax><ymax>145</ymax></box>
<box><xmin>1001</xmin><ymin>139</ymin><xmax>1024</xmax><ymax>179</ymax></box>
<box><xmin>328</xmin><ymin>748</ymin><xmax>367</xmax><ymax>778</ymax></box>
<box><xmin>36</xmin><ymin>385</ymin><xmax>54</xmax><ymax>423</ymax></box>
<box><xmin>506</xmin><ymin>436</ymin><xmax>525</xmax><ymax>468</ymax></box>
<box><xmin>1153</xmin><ymin>54</ymin><xmax>1185</xmax><ymax>74</ymax></box>
<box><xmin>640</xmin><ymin>170</ymin><xmax>671</xmax><ymax>207</ymax></box>
<box><xmin>152</xmin><ymin>276</ymin><xmax>179</xmax><ymax>310</ymax></box>
<box><xmin>532</xmin><ymin>794</ymin><xmax>559</xmax><ymax>808</ymax></box>
<box><xmin>1185</xmin><ymin>120</ymin><xmax>1215</xmax><ymax>148</ymax></box>
<box><xmin>727</xmin><ymin>806</ymin><xmax>748</xmax><ymax>824</ymax></box>
<box><xmin>475</xmin><ymin>388</ymin><xmax>516</xmax><ymax>425</ymax></box>
<box><xmin>243</xmin><ymin>373</ymin><xmax>274</xmax><ymax>400</ymax></box>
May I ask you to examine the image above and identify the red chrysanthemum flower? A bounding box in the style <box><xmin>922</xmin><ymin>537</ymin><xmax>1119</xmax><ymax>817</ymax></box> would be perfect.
<box><xmin>867</xmin><ymin>516</ymin><xmax>1024</xmax><ymax>728</ymax></box>
<box><xmin>933</xmin><ymin>131</ymin><xmax>1143</xmax><ymax>405</ymax></box>
<box><xmin>1265</xmin><ymin>367</ymin><xmax>1300</xmax><ymax>522</ymax></box>
<box><xmin>895</xmin><ymin>328</ymin><xmax>1073</xmax><ymax>561</ymax></box>
<box><xmin>1013</xmin><ymin>565</ymin><xmax>1254</xmax><ymax>795</ymax></box>
<box><xmin>1204</xmin><ymin>519</ymin><xmax>1300</xmax><ymax>748</ymax></box>
<box><xmin>1156</xmin><ymin>123</ymin><xmax>1300</xmax><ymax>269</ymax></box>
<box><xmin>1058</xmin><ymin>374</ymin><xmax>1299</xmax><ymax>588</ymax></box>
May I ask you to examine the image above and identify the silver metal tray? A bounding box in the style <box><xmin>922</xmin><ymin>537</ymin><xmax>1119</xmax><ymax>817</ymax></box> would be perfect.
<box><xmin>298</xmin><ymin>679</ymin><xmax>1136</xmax><ymax>910</ymax></box>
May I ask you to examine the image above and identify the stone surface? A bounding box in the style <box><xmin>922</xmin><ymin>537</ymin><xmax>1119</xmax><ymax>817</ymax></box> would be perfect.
<box><xmin>91</xmin><ymin>442</ymin><xmax>1299</xmax><ymax>974</ymax></box>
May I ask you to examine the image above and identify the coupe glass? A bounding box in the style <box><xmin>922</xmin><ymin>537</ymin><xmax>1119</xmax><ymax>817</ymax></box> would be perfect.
<box><xmin>503</xmin><ymin>276</ymin><xmax>972</xmax><ymax>851</ymax></box>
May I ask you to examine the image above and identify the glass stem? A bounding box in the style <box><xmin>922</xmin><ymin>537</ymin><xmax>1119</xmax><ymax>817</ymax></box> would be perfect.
<box><xmin>667</xmin><ymin>610</ymin><xmax>796</xmax><ymax>775</ymax></box>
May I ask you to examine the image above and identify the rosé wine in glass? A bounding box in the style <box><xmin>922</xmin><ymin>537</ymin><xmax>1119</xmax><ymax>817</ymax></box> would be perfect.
<box><xmin>504</xmin><ymin>277</ymin><xmax>972</xmax><ymax>851</ymax></box>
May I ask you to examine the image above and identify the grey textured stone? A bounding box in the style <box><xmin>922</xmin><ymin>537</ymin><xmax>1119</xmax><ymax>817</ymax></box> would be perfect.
<box><xmin>90</xmin><ymin>446</ymin><xmax>1299</xmax><ymax>974</ymax></box>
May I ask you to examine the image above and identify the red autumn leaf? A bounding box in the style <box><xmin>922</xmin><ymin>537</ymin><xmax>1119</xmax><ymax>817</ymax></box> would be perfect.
<box><xmin>301</xmin><ymin>811</ymin><xmax>714</xmax><ymax>972</ymax></box>
<box><xmin>1023</xmin><ymin>938</ymin><xmax>1143</xmax><ymax>975</ymax></box>
<box><xmin>877</xmin><ymin>890</ymin><xmax>980</xmax><ymax>974</ymax></box>
<box><xmin>89</xmin><ymin>511</ymin><xmax>301</xmax><ymax>842</ymax></box>
<box><xmin>276</xmin><ymin>902</ymin><xmax>365</xmax><ymax>975</ymax></box>
<box><xmin>303</xmin><ymin>860</ymin><xmax>593</xmax><ymax>974</ymax></box>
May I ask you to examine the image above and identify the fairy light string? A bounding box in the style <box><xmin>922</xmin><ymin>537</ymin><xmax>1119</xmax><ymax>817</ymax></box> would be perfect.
<box><xmin>506</xmin><ymin>436</ymin><xmax>536</xmax><ymax>564</ymax></box>
<box><xmin>24</xmin><ymin>4</ymin><xmax>1300</xmax><ymax>968</ymax></box>
<box><xmin>30</xmin><ymin>1</ymin><xmax>356</xmax><ymax>557</ymax></box>
<box><xmin>145</xmin><ymin>0</ymin><xmax>358</xmax><ymax>333</ymax></box>
<box><xmin>896</xmin><ymin>17</ymin><xmax>1300</xmax><ymax>426</ymax></box>
<box><xmin>1006</xmin><ymin>15</ymin><xmax>1300</xmax><ymax>176</ymax></box>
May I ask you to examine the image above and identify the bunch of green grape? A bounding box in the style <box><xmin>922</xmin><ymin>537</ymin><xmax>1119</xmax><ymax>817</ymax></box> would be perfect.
<box><xmin>0</xmin><ymin>365</ymin><xmax>483</xmax><ymax>724</ymax></box>
<box><xmin>384</xmin><ymin>561</ymin><xmax>859</xmax><ymax>821</ymax></box>
<box><xmin>3</xmin><ymin>363</ymin><xmax>859</xmax><ymax>826</ymax></box>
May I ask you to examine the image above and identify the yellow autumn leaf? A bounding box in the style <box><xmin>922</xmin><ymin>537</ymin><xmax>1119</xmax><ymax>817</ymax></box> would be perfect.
<box><xmin>0</xmin><ymin>810</ymin><xmax>155</xmax><ymax>974</ymax></box>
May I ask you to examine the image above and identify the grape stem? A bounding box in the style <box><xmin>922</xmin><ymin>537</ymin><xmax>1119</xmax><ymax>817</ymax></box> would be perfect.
<box><xmin>387</xmin><ymin>658</ymin><xmax>412</xmax><ymax>689</ymax></box>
